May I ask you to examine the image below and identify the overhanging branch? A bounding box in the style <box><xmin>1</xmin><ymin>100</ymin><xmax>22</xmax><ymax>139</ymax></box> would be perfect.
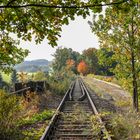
<box><xmin>7</xmin><ymin>0</ymin><xmax>17</xmax><ymax>6</ymax></box>
<box><xmin>0</xmin><ymin>0</ymin><xmax>128</xmax><ymax>9</ymax></box>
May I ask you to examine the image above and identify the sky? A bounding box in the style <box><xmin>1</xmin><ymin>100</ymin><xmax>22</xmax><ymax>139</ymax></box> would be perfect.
<box><xmin>20</xmin><ymin>14</ymin><xmax>99</xmax><ymax>61</ymax></box>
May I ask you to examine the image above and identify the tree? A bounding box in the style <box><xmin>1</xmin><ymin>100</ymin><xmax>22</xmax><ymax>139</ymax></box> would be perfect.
<box><xmin>11</xmin><ymin>69</ymin><xmax>18</xmax><ymax>84</ymax></box>
<box><xmin>81</xmin><ymin>47</ymin><xmax>116</xmax><ymax>75</ymax></box>
<box><xmin>0</xmin><ymin>34</ymin><xmax>29</xmax><ymax>73</ymax></box>
<box><xmin>97</xmin><ymin>48</ymin><xmax>117</xmax><ymax>76</ymax></box>
<box><xmin>82</xmin><ymin>48</ymin><xmax>99</xmax><ymax>74</ymax></box>
<box><xmin>77</xmin><ymin>60</ymin><xmax>88</xmax><ymax>75</ymax></box>
<box><xmin>52</xmin><ymin>47</ymin><xmax>80</xmax><ymax>74</ymax></box>
<box><xmin>0</xmin><ymin>0</ymin><xmax>132</xmax><ymax>72</ymax></box>
<box><xmin>0</xmin><ymin>0</ymin><xmax>129</xmax><ymax>45</ymax></box>
<box><xmin>90</xmin><ymin>2</ymin><xmax>140</xmax><ymax>111</ymax></box>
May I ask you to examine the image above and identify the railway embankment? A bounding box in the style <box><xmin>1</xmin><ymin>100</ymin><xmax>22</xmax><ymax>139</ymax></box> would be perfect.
<box><xmin>83</xmin><ymin>77</ymin><xmax>140</xmax><ymax>140</ymax></box>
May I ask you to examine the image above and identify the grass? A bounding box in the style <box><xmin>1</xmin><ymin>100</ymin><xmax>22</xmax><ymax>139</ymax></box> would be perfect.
<box><xmin>19</xmin><ymin>110</ymin><xmax>54</xmax><ymax>140</ymax></box>
<box><xmin>18</xmin><ymin>110</ymin><xmax>54</xmax><ymax>126</ymax></box>
<box><xmin>108</xmin><ymin>111</ymin><xmax>140</xmax><ymax>140</ymax></box>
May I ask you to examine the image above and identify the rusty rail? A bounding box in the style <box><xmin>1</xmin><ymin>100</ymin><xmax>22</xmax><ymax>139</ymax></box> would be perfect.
<box><xmin>40</xmin><ymin>81</ymin><xmax>75</xmax><ymax>140</ymax></box>
<box><xmin>40</xmin><ymin>78</ymin><xmax>112</xmax><ymax>140</ymax></box>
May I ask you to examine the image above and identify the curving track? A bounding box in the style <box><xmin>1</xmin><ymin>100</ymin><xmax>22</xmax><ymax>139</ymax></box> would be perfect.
<box><xmin>40</xmin><ymin>78</ymin><xmax>111</xmax><ymax>140</ymax></box>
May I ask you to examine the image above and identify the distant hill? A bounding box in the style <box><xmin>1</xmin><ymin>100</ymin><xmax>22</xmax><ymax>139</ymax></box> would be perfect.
<box><xmin>15</xmin><ymin>59</ymin><xmax>51</xmax><ymax>72</ymax></box>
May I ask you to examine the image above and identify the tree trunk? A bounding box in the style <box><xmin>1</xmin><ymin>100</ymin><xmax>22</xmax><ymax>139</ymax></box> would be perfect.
<box><xmin>130</xmin><ymin>9</ymin><xmax>139</xmax><ymax>111</ymax></box>
<box><xmin>131</xmin><ymin>50</ymin><xmax>138</xmax><ymax>111</ymax></box>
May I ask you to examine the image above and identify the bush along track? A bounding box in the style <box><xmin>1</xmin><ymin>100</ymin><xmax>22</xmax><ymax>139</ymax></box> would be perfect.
<box><xmin>0</xmin><ymin>88</ymin><xmax>56</xmax><ymax>140</ymax></box>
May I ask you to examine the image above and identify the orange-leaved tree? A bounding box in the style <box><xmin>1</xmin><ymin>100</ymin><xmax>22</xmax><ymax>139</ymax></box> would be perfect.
<box><xmin>77</xmin><ymin>61</ymin><xmax>88</xmax><ymax>75</ymax></box>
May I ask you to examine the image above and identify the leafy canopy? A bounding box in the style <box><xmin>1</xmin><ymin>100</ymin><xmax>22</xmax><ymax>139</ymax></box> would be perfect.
<box><xmin>0</xmin><ymin>0</ymin><xmax>136</xmax><ymax>72</ymax></box>
<box><xmin>0</xmin><ymin>0</ymin><xmax>132</xmax><ymax>46</ymax></box>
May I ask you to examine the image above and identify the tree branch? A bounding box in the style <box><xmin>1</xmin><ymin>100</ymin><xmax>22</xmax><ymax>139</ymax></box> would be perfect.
<box><xmin>7</xmin><ymin>0</ymin><xmax>17</xmax><ymax>6</ymax></box>
<box><xmin>0</xmin><ymin>0</ymin><xmax>128</xmax><ymax>9</ymax></box>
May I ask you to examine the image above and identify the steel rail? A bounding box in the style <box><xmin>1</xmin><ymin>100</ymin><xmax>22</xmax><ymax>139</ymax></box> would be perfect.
<box><xmin>69</xmin><ymin>81</ymin><xmax>75</xmax><ymax>101</ymax></box>
<box><xmin>80</xmin><ymin>79</ymin><xmax>112</xmax><ymax>140</ymax></box>
<box><xmin>78</xmin><ymin>82</ymin><xmax>86</xmax><ymax>101</ymax></box>
<box><xmin>40</xmin><ymin>81</ymin><xmax>75</xmax><ymax>140</ymax></box>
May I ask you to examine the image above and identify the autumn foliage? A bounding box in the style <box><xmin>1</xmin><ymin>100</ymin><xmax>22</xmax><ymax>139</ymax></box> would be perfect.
<box><xmin>77</xmin><ymin>61</ymin><xmax>88</xmax><ymax>75</ymax></box>
<box><xmin>66</xmin><ymin>59</ymin><xmax>75</xmax><ymax>69</ymax></box>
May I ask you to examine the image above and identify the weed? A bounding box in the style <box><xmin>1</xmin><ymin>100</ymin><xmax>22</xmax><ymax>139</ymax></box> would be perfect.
<box><xmin>90</xmin><ymin>112</ymin><xmax>111</xmax><ymax>139</ymax></box>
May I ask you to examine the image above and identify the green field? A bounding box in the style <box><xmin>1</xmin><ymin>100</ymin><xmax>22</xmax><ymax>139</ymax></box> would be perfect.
<box><xmin>0</xmin><ymin>71</ymin><xmax>39</xmax><ymax>84</ymax></box>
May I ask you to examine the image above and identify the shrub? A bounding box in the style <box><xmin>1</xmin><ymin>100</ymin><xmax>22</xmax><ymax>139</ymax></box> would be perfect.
<box><xmin>20</xmin><ymin>91</ymin><xmax>40</xmax><ymax>118</ymax></box>
<box><xmin>0</xmin><ymin>90</ymin><xmax>22</xmax><ymax>140</ymax></box>
<box><xmin>49</xmin><ymin>69</ymin><xmax>76</xmax><ymax>95</ymax></box>
<box><xmin>50</xmin><ymin>79</ymin><xmax>71</xmax><ymax>95</ymax></box>
<box><xmin>90</xmin><ymin>111</ymin><xmax>140</xmax><ymax>140</ymax></box>
<box><xmin>109</xmin><ymin>114</ymin><xmax>130</xmax><ymax>140</ymax></box>
<box><xmin>108</xmin><ymin>111</ymin><xmax>140</xmax><ymax>140</ymax></box>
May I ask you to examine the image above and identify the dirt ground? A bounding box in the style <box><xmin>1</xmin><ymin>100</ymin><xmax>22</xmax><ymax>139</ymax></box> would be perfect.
<box><xmin>38</xmin><ymin>90</ymin><xmax>62</xmax><ymax>111</ymax></box>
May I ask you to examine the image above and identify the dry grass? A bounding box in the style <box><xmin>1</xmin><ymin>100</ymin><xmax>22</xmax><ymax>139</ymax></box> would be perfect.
<box><xmin>84</xmin><ymin>77</ymin><xmax>131</xmax><ymax>109</ymax></box>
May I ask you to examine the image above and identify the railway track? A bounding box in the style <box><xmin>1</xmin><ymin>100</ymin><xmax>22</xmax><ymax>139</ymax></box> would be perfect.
<box><xmin>40</xmin><ymin>78</ymin><xmax>111</xmax><ymax>140</ymax></box>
